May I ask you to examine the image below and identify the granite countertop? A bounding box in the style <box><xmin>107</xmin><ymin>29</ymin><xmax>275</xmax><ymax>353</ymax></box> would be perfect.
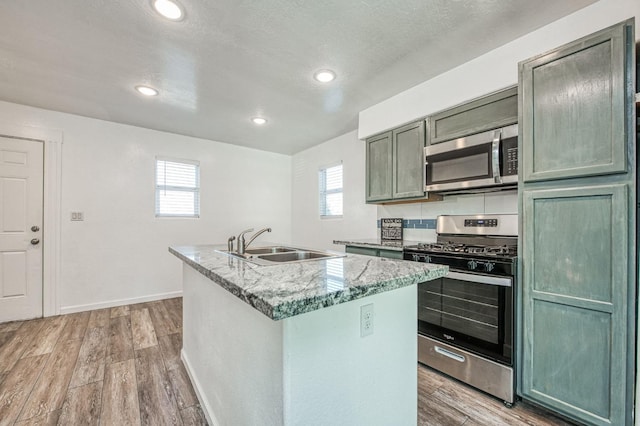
<box><xmin>170</xmin><ymin>244</ymin><xmax>448</xmax><ymax>321</ymax></box>
<box><xmin>332</xmin><ymin>238</ymin><xmax>428</xmax><ymax>251</ymax></box>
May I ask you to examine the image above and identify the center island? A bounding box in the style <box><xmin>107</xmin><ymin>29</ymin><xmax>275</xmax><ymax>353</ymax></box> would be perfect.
<box><xmin>169</xmin><ymin>244</ymin><xmax>448</xmax><ymax>426</ymax></box>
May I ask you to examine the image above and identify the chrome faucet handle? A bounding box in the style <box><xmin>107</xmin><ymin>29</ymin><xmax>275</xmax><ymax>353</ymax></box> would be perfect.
<box><xmin>237</xmin><ymin>228</ymin><xmax>254</xmax><ymax>239</ymax></box>
<box><xmin>227</xmin><ymin>236</ymin><xmax>236</xmax><ymax>252</ymax></box>
<box><xmin>236</xmin><ymin>228</ymin><xmax>254</xmax><ymax>254</ymax></box>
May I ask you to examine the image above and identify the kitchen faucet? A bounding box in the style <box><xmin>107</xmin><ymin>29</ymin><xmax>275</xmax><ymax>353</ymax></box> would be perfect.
<box><xmin>236</xmin><ymin>227</ymin><xmax>271</xmax><ymax>255</ymax></box>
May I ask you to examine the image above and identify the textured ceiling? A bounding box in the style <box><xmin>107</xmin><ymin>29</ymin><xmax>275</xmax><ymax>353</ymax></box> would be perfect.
<box><xmin>0</xmin><ymin>0</ymin><xmax>596</xmax><ymax>154</ymax></box>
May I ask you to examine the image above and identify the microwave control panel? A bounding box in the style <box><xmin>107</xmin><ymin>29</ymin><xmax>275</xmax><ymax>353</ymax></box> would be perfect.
<box><xmin>502</xmin><ymin>136</ymin><xmax>518</xmax><ymax>176</ymax></box>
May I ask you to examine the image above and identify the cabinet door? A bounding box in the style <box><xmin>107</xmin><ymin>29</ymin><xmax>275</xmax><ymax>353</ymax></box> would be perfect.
<box><xmin>378</xmin><ymin>249</ymin><xmax>403</xmax><ymax>260</ymax></box>
<box><xmin>345</xmin><ymin>246</ymin><xmax>378</xmax><ymax>257</ymax></box>
<box><xmin>428</xmin><ymin>86</ymin><xmax>517</xmax><ymax>145</ymax></box>
<box><xmin>520</xmin><ymin>184</ymin><xmax>630</xmax><ymax>425</ymax></box>
<box><xmin>392</xmin><ymin>121</ymin><xmax>425</xmax><ymax>199</ymax></box>
<box><xmin>520</xmin><ymin>23</ymin><xmax>630</xmax><ymax>182</ymax></box>
<box><xmin>365</xmin><ymin>132</ymin><xmax>393</xmax><ymax>202</ymax></box>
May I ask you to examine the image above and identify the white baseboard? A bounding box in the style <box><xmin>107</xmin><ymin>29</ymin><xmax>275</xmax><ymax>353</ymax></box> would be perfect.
<box><xmin>59</xmin><ymin>290</ymin><xmax>183</xmax><ymax>315</ymax></box>
<box><xmin>181</xmin><ymin>349</ymin><xmax>217</xmax><ymax>426</ymax></box>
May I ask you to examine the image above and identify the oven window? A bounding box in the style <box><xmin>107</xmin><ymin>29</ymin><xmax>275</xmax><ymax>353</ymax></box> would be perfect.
<box><xmin>419</xmin><ymin>277</ymin><xmax>500</xmax><ymax>344</ymax></box>
<box><xmin>431</xmin><ymin>152</ymin><xmax>489</xmax><ymax>183</ymax></box>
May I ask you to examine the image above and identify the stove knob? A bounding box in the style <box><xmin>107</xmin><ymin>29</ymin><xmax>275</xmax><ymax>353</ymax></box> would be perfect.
<box><xmin>485</xmin><ymin>262</ymin><xmax>495</xmax><ymax>272</ymax></box>
<box><xmin>424</xmin><ymin>255</ymin><xmax>432</xmax><ymax>263</ymax></box>
<box><xmin>412</xmin><ymin>254</ymin><xmax>420</xmax><ymax>261</ymax></box>
<box><xmin>467</xmin><ymin>260</ymin><xmax>477</xmax><ymax>270</ymax></box>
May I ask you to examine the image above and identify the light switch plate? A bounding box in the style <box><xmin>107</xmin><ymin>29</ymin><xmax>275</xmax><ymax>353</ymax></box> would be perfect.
<box><xmin>70</xmin><ymin>212</ymin><xmax>84</xmax><ymax>221</ymax></box>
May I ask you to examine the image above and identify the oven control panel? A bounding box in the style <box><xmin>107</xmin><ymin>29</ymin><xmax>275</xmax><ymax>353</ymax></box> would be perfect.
<box><xmin>464</xmin><ymin>218</ymin><xmax>498</xmax><ymax>227</ymax></box>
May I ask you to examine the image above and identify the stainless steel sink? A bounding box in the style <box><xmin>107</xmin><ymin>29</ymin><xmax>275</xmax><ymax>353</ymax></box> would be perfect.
<box><xmin>256</xmin><ymin>251</ymin><xmax>335</xmax><ymax>262</ymax></box>
<box><xmin>244</xmin><ymin>246</ymin><xmax>296</xmax><ymax>255</ymax></box>
<box><xmin>216</xmin><ymin>245</ymin><xmax>344</xmax><ymax>265</ymax></box>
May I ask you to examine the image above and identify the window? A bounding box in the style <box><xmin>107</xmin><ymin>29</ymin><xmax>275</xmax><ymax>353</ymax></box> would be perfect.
<box><xmin>319</xmin><ymin>163</ymin><xmax>343</xmax><ymax>218</ymax></box>
<box><xmin>155</xmin><ymin>157</ymin><xmax>200</xmax><ymax>217</ymax></box>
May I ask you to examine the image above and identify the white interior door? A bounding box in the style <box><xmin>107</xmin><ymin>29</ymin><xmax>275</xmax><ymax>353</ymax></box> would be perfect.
<box><xmin>0</xmin><ymin>136</ymin><xmax>43</xmax><ymax>322</ymax></box>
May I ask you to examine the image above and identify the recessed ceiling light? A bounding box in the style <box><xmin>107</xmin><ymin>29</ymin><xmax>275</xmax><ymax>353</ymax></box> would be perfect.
<box><xmin>152</xmin><ymin>0</ymin><xmax>184</xmax><ymax>21</ymax></box>
<box><xmin>314</xmin><ymin>70</ymin><xmax>336</xmax><ymax>83</ymax></box>
<box><xmin>252</xmin><ymin>117</ymin><xmax>267</xmax><ymax>125</ymax></box>
<box><xmin>135</xmin><ymin>85</ymin><xmax>159</xmax><ymax>96</ymax></box>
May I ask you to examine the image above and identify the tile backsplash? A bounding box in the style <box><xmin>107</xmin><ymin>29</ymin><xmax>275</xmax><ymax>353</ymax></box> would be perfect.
<box><xmin>376</xmin><ymin>190</ymin><xmax>518</xmax><ymax>242</ymax></box>
<box><xmin>376</xmin><ymin>219</ymin><xmax>436</xmax><ymax>229</ymax></box>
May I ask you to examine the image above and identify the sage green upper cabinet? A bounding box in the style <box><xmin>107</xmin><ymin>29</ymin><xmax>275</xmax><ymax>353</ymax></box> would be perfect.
<box><xmin>518</xmin><ymin>19</ymin><xmax>636</xmax><ymax>426</ymax></box>
<box><xmin>365</xmin><ymin>120</ymin><xmax>425</xmax><ymax>203</ymax></box>
<box><xmin>392</xmin><ymin>121</ymin><xmax>425</xmax><ymax>199</ymax></box>
<box><xmin>365</xmin><ymin>131</ymin><xmax>393</xmax><ymax>202</ymax></box>
<box><xmin>520</xmin><ymin>23</ymin><xmax>628</xmax><ymax>182</ymax></box>
<box><xmin>427</xmin><ymin>86</ymin><xmax>517</xmax><ymax>145</ymax></box>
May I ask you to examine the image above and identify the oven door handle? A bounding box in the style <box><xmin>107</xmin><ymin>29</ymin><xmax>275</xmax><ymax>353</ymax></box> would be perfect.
<box><xmin>447</xmin><ymin>271</ymin><xmax>512</xmax><ymax>287</ymax></box>
<box><xmin>434</xmin><ymin>346</ymin><xmax>466</xmax><ymax>363</ymax></box>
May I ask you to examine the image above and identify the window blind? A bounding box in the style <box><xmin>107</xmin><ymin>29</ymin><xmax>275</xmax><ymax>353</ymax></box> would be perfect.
<box><xmin>155</xmin><ymin>158</ymin><xmax>200</xmax><ymax>217</ymax></box>
<box><xmin>319</xmin><ymin>164</ymin><xmax>343</xmax><ymax>217</ymax></box>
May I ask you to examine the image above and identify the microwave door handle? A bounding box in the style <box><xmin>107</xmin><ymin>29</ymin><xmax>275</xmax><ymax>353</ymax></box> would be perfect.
<box><xmin>492</xmin><ymin>130</ymin><xmax>502</xmax><ymax>184</ymax></box>
<box><xmin>424</xmin><ymin>162</ymin><xmax>428</xmax><ymax>192</ymax></box>
<box><xmin>424</xmin><ymin>147</ymin><xmax>428</xmax><ymax>192</ymax></box>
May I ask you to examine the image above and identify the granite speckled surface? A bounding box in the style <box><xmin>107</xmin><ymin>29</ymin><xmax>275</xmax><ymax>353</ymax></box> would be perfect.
<box><xmin>170</xmin><ymin>244</ymin><xmax>448</xmax><ymax>321</ymax></box>
<box><xmin>333</xmin><ymin>238</ymin><xmax>429</xmax><ymax>251</ymax></box>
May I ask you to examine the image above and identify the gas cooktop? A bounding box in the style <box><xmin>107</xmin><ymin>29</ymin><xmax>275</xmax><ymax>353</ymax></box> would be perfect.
<box><xmin>413</xmin><ymin>242</ymin><xmax>517</xmax><ymax>257</ymax></box>
<box><xmin>403</xmin><ymin>214</ymin><xmax>519</xmax><ymax>264</ymax></box>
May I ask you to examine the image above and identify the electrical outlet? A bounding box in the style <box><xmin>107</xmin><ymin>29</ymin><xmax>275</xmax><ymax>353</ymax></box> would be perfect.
<box><xmin>70</xmin><ymin>212</ymin><xmax>84</xmax><ymax>221</ymax></box>
<box><xmin>360</xmin><ymin>303</ymin><xmax>374</xmax><ymax>337</ymax></box>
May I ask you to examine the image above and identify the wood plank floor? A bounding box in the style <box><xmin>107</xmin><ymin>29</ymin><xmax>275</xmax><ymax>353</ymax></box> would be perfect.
<box><xmin>0</xmin><ymin>298</ymin><xmax>205</xmax><ymax>426</ymax></box>
<box><xmin>418</xmin><ymin>366</ymin><xmax>575</xmax><ymax>426</ymax></box>
<box><xmin>0</xmin><ymin>298</ymin><xmax>573</xmax><ymax>426</ymax></box>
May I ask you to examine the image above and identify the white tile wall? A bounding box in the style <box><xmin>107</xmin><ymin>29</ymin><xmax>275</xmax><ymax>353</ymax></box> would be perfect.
<box><xmin>377</xmin><ymin>190</ymin><xmax>518</xmax><ymax>242</ymax></box>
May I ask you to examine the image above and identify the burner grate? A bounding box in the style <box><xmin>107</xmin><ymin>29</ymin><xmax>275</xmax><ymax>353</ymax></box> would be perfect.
<box><xmin>416</xmin><ymin>242</ymin><xmax>517</xmax><ymax>257</ymax></box>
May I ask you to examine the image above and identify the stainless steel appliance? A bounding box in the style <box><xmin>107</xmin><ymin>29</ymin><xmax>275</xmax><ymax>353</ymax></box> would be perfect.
<box><xmin>403</xmin><ymin>214</ymin><xmax>517</xmax><ymax>406</ymax></box>
<box><xmin>424</xmin><ymin>124</ymin><xmax>518</xmax><ymax>194</ymax></box>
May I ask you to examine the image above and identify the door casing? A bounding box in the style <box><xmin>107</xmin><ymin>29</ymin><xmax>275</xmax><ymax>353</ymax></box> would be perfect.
<box><xmin>0</xmin><ymin>123</ymin><xmax>62</xmax><ymax>317</ymax></box>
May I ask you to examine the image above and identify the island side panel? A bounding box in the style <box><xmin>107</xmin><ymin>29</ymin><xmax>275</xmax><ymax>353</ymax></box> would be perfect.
<box><xmin>282</xmin><ymin>285</ymin><xmax>418</xmax><ymax>426</ymax></box>
<box><xmin>181</xmin><ymin>265</ymin><xmax>285</xmax><ymax>426</ymax></box>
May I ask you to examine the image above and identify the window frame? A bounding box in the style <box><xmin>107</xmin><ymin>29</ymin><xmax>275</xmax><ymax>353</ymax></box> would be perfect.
<box><xmin>318</xmin><ymin>162</ymin><xmax>344</xmax><ymax>219</ymax></box>
<box><xmin>155</xmin><ymin>156</ymin><xmax>201</xmax><ymax>218</ymax></box>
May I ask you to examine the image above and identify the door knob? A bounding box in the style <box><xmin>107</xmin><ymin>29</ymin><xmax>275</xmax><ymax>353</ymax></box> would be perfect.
<box><xmin>31</xmin><ymin>225</ymin><xmax>40</xmax><ymax>232</ymax></box>
<box><xmin>30</xmin><ymin>238</ymin><xmax>40</xmax><ymax>245</ymax></box>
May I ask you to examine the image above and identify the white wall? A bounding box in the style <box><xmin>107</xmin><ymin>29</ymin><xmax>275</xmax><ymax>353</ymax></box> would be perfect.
<box><xmin>291</xmin><ymin>130</ymin><xmax>377</xmax><ymax>251</ymax></box>
<box><xmin>0</xmin><ymin>100</ymin><xmax>292</xmax><ymax>313</ymax></box>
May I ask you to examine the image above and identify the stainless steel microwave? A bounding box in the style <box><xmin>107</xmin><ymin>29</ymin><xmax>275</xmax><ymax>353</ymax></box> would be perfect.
<box><xmin>424</xmin><ymin>124</ymin><xmax>518</xmax><ymax>193</ymax></box>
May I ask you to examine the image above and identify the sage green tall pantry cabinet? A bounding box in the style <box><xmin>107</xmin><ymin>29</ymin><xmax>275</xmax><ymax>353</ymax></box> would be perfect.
<box><xmin>518</xmin><ymin>20</ymin><xmax>636</xmax><ymax>425</ymax></box>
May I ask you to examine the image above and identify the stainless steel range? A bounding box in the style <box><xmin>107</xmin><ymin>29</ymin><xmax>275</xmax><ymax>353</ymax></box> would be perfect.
<box><xmin>403</xmin><ymin>214</ymin><xmax>517</xmax><ymax>406</ymax></box>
